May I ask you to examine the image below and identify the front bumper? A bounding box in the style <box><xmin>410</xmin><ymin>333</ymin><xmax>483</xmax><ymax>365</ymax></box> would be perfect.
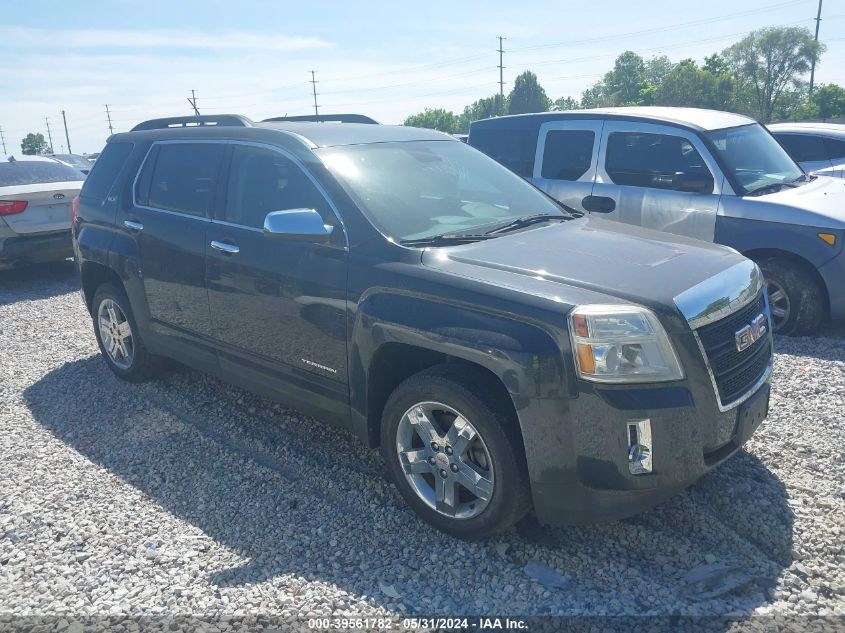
<box><xmin>0</xmin><ymin>230</ymin><xmax>73</xmax><ymax>268</ymax></box>
<box><xmin>531</xmin><ymin>378</ymin><xmax>770</xmax><ymax>526</ymax></box>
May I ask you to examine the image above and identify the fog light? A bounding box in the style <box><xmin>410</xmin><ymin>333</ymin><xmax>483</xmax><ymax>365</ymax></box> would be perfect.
<box><xmin>627</xmin><ymin>419</ymin><xmax>653</xmax><ymax>475</ymax></box>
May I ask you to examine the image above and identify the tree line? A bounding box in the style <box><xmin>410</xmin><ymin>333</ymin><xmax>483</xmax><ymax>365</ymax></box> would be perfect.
<box><xmin>405</xmin><ymin>26</ymin><xmax>845</xmax><ymax>133</ymax></box>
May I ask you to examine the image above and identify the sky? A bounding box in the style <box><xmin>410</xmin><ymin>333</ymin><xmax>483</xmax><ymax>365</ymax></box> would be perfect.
<box><xmin>1</xmin><ymin>0</ymin><xmax>843</xmax><ymax>154</ymax></box>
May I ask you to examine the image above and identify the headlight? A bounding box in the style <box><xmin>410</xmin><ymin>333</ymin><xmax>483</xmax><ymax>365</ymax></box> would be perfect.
<box><xmin>568</xmin><ymin>305</ymin><xmax>683</xmax><ymax>383</ymax></box>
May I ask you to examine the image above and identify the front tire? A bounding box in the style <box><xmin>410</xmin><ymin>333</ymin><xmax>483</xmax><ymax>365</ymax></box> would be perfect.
<box><xmin>758</xmin><ymin>257</ymin><xmax>824</xmax><ymax>336</ymax></box>
<box><xmin>381</xmin><ymin>365</ymin><xmax>531</xmax><ymax>539</ymax></box>
<box><xmin>92</xmin><ymin>283</ymin><xmax>161</xmax><ymax>382</ymax></box>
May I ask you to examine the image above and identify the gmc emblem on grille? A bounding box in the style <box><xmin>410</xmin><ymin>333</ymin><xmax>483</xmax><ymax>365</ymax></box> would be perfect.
<box><xmin>735</xmin><ymin>314</ymin><xmax>768</xmax><ymax>352</ymax></box>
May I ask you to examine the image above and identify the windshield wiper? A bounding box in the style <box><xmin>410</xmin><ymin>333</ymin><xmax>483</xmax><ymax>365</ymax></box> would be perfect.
<box><xmin>399</xmin><ymin>233</ymin><xmax>497</xmax><ymax>247</ymax></box>
<box><xmin>483</xmin><ymin>213</ymin><xmax>568</xmax><ymax>235</ymax></box>
<box><xmin>746</xmin><ymin>182</ymin><xmax>789</xmax><ymax>197</ymax></box>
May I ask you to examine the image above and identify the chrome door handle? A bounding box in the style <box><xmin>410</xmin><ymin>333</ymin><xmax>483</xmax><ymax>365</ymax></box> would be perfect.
<box><xmin>124</xmin><ymin>220</ymin><xmax>143</xmax><ymax>231</ymax></box>
<box><xmin>210</xmin><ymin>240</ymin><xmax>239</xmax><ymax>254</ymax></box>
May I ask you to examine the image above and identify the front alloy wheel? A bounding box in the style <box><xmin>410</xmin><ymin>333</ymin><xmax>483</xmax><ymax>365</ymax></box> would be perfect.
<box><xmin>396</xmin><ymin>401</ymin><xmax>494</xmax><ymax>519</ymax></box>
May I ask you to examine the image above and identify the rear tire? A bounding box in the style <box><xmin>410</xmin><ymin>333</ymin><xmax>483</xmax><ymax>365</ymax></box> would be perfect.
<box><xmin>381</xmin><ymin>365</ymin><xmax>531</xmax><ymax>539</ymax></box>
<box><xmin>92</xmin><ymin>283</ymin><xmax>161</xmax><ymax>382</ymax></box>
<box><xmin>757</xmin><ymin>257</ymin><xmax>824</xmax><ymax>336</ymax></box>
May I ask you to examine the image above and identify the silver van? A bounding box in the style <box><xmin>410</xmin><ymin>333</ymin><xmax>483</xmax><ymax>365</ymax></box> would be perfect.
<box><xmin>768</xmin><ymin>122</ymin><xmax>845</xmax><ymax>179</ymax></box>
<box><xmin>469</xmin><ymin>107</ymin><xmax>845</xmax><ymax>335</ymax></box>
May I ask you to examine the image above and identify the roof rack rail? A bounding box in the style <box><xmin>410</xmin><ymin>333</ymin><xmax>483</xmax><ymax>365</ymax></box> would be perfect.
<box><xmin>262</xmin><ymin>114</ymin><xmax>379</xmax><ymax>124</ymax></box>
<box><xmin>131</xmin><ymin>115</ymin><xmax>253</xmax><ymax>132</ymax></box>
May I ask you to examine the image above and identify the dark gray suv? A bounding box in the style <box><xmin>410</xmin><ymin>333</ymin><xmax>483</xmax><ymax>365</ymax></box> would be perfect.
<box><xmin>72</xmin><ymin>115</ymin><xmax>773</xmax><ymax>538</ymax></box>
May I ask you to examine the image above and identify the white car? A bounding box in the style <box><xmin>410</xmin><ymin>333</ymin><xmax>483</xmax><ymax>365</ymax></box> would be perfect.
<box><xmin>0</xmin><ymin>155</ymin><xmax>86</xmax><ymax>270</ymax></box>
<box><xmin>768</xmin><ymin>122</ymin><xmax>845</xmax><ymax>178</ymax></box>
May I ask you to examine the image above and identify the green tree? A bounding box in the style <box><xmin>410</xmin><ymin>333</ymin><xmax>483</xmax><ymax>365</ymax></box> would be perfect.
<box><xmin>811</xmin><ymin>84</ymin><xmax>845</xmax><ymax>120</ymax></box>
<box><xmin>404</xmin><ymin>108</ymin><xmax>461</xmax><ymax>133</ymax></box>
<box><xmin>552</xmin><ymin>96</ymin><xmax>581</xmax><ymax>111</ymax></box>
<box><xmin>603</xmin><ymin>51</ymin><xmax>647</xmax><ymax>105</ymax></box>
<box><xmin>507</xmin><ymin>71</ymin><xmax>550</xmax><ymax>115</ymax></box>
<box><xmin>644</xmin><ymin>55</ymin><xmax>675</xmax><ymax>86</ymax></box>
<box><xmin>723</xmin><ymin>26</ymin><xmax>824</xmax><ymax>122</ymax></box>
<box><xmin>654</xmin><ymin>59</ymin><xmax>734</xmax><ymax>110</ymax></box>
<box><xmin>21</xmin><ymin>132</ymin><xmax>50</xmax><ymax>155</ymax></box>
<box><xmin>456</xmin><ymin>94</ymin><xmax>503</xmax><ymax>132</ymax></box>
<box><xmin>580</xmin><ymin>83</ymin><xmax>612</xmax><ymax>108</ymax></box>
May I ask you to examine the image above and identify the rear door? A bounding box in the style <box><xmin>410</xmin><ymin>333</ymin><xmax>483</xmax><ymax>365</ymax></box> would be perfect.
<box><xmin>124</xmin><ymin>140</ymin><xmax>226</xmax><ymax>339</ymax></box>
<box><xmin>591</xmin><ymin>121</ymin><xmax>724</xmax><ymax>241</ymax></box>
<box><xmin>0</xmin><ymin>161</ymin><xmax>84</xmax><ymax>234</ymax></box>
<box><xmin>529</xmin><ymin>119</ymin><xmax>602</xmax><ymax>214</ymax></box>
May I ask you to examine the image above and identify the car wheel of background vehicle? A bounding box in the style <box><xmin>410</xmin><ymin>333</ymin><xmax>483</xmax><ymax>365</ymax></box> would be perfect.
<box><xmin>758</xmin><ymin>257</ymin><xmax>824</xmax><ymax>336</ymax></box>
<box><xmin>92</xmin><ymin>283</ymin><xmax>161</xmax><ymax>382</ymax></box>
<box><xmin>381</xmin><ymin>364</ymin><xmax>531</xmax><ymax>539</ymax></box>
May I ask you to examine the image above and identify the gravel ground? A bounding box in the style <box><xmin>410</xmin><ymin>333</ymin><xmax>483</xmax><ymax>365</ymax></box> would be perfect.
<box><xmin>1</xmin><ymin>262</ymin><xmax>844</xmax><ymax>627</ymax></box>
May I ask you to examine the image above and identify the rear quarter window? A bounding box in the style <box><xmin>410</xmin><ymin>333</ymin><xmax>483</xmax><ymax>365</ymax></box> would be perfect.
<box><xmin>0</xmin><ymin>161</ymin><xmax>85</xmax><ymax>187</ymax></box>
<box><xmin>80</xmin><ymin>142</ymin><xmax>134</xmax><ymax>201</ymax></box>
<box><xmin>469</xmin><ymin>127</ymin><xmax>536</xmax><ymax>178</ymax></box>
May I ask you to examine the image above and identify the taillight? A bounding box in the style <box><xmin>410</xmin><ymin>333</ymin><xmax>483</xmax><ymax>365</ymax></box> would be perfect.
<box><xmin>0</xmin><ymin>200</ymin><xmax>28</xmax><ymax>216</ymax></box>
<box><xmin>71</xmin><ymin>196</ymin><xmax>80</xmax><ymax>224</ymax></box>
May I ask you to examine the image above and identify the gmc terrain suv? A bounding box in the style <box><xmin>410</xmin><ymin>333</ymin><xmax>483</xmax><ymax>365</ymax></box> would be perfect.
<box><xmin>469</xmin><ymin>107</ymin><xmax>845</xmax><ymax>336</ymax></box>
<box><xmin>73</xmin><ymin>115</ymin><xmax>773</xmax><ymax>538</ymax></box>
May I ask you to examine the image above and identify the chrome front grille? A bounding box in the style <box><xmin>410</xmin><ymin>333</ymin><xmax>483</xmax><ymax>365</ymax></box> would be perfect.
<box><xmin>695</xmin><ymin>291</ymin><xmax>773</xmax><ymax>408</ymax></box>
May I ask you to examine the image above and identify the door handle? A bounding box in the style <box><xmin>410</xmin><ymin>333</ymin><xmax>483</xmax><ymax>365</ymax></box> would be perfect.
<box><xmin>210</xmin><ymin>240</ymin><xmax>239</xmax><ymax>255</ymax></box>
<box><xmin>123</xmin><ymin>220</ymin><xmax>143</xmax><ymax>231</ymax></box>
<box><xmin>581</xmin><ymin>195</ymin><xmax>616</xmax><ymax>213</ymax></box>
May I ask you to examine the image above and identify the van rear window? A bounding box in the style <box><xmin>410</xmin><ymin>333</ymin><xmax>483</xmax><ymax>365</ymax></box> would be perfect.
<box><xmin>469</xmin><ymin>128</ymin><xmax>536</xmax><ymax>178</ymax></box>
<box><xmin>81</xmin><ymin>142</ymin><xmax>134</xmax><ymax>201</ymax></box>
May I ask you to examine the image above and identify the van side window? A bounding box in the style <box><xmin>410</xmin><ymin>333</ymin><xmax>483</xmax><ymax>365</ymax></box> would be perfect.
<box><xmin>81</xmin><ymin>142</ymin><xmax>133</xmax><ymax>201</ymax></box>
<box><xmin>469</xmin><ymin>129</ymin><xmax>535</xmax><ymax>177</ymax></box>
<box><xmin>541</xmin><ymin>130</ymin><xmax>594</xmax><ymax>181</ymax></box>
<box><xmin>775</xmin><ymin>134</ymin><xmax>827</xmax><ymax>162</ymax></box>
<box><xmin>824</xmin><ymin>137</ymin><xmax>845</xmax><ymax>162</ymax></box>
<box><xmin>138</xmin><ymin>143</ymin><xmax>226</xmax><ymax>216</ymax></box>
<box><xmin>605</xmin><ymin>132</ymin><xmax>710</xmax><ymax>191</ymax></box>
<box><xmin>224</xmin><ymin>145</ymin><xmax>330</xmax><ymax>228</ymax></box>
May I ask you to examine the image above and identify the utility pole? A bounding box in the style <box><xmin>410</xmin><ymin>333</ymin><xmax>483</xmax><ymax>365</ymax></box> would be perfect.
<box><xmin>0</xmin><ymin>127</ymin><xmax>6</xmax><ymax>155</ymax></box>
<box><xmin>809</xmin><ymin>0</ymin><xmax>823</xmax><ymax>95</ymax></box>
<box><xmin>44</xmin><ymin>117</ymin><xmax>54</xmax><ymax>152</ymax></box>
<box><xmin>188</xmin><ymin>90</ymin><xmax>200</xmax><ymax>115</ymax></box>
<box><xmin>497</xmin><ymin>36</ymin><xmax>506</xmax><ymax>116</ymax></box>
<box><xmin>105</xmin><ymin>104</ymin><xmax>114</xmax><ymax>135</ymax></box>
<box><xmin>310</xmin><ymin>71</ymin><xmax>319</xmax><ymax>121</ymax></box>
<box><xmin>61</xmin><ymin>110</ymin><xmax>72</xmax><ymax>155</ymax></box>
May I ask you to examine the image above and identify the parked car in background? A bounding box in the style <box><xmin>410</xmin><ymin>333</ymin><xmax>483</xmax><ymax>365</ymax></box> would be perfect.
<box><xmin>768</xmin><ymin>122</ymin><xmax>845</xmax><ymax>178</ymax></box>
<box><xmin>469</xmin><ymin>107</ymin><xmax>845</xmax><ymax>335</ymax></box>
<box><xmin>51</xmin><ymin>153</ymin><xmax>94</xmax><ymax>175</ymax></box>
<box><xmin>74</xmin><ymin>114</ymin><xmax>772</xmax><ymax>538</ymax></box>
<box><xmin>0</xmin><ymin>155</ymin><xmax>85</xmax><ymax>270</ymax></box>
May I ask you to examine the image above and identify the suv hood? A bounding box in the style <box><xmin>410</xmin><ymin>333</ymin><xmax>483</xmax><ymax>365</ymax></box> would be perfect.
<box><xmin>738</xmin><ymin>175</ymin><xmax>845</xmax><ymax>229</ymax></box>
<box><xmin>420</xmin><ymin>216</ymin><xmax>748</xmax><ymax>323</ymax></box>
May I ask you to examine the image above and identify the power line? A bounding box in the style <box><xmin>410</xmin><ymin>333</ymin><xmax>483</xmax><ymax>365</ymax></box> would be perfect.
<box><xmin>44</xmin><ymin>117</ymin><xmax>54</xmax><ymax>152</ymax></box>
<box><xmin>497</xmin><ymin>36</ymin><xmax>506</xmax><ymax>115</ymax></box>
<box><xmin>61</xmin><ymin>110</ymin><xmax>72</xmax><ymax>154</ymax></box>
<box><xmin>310</xmin><ymin>70</ymin><xmax>319</xmax><ymax>119</ymax></box>
<box><xmin>810</xmin><ymin>0</ymin><xmax>823</xmax><ymax>94</ymax></box>
<box><xmin>105</xmin><ymin>104</ymin><xmax>114</xmax><ymax>135</ymax></box>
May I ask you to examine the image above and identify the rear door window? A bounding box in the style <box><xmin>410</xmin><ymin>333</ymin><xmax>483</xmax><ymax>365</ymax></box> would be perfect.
<box><xmin>824</xmin><ymin>137</ymin><xmax>845</xmax><ymax>162</ymax></box>
<box><xmin>541</xmin><ymin>130</ymin><xmax>595</xmax><ymax>180</ymax></box>
<box><xmin>775</xmin><ymin>134</ymin><xmax>827</xmax><ymax>162</ymax></box>
<box><xmin>0</xmin><ymin>161</ymin><xmax>85</xmax><ymax>187</ymax></box>
<box><xmin>224</xmin><ymin>145</ymin><xmax>330</xmax><ymax>228</ymax></box>
<box><xmin>80</xmin><ymin>142</ymin><xmax>133</xmax><ymax>200</ymax></box>
<box><xmin>469</xmin><ymin>128</ymin><xmax>536</xmax><ymax>177</ymax></box>
<box><xmin>138</xmin><ymin>143</ymin><xmax>226</xmax><ymax>216</ymax></box>
<box><xmin>605</xmin><ymin>132</ymin><xmax>710</xmax><ymax>190</ymax></box>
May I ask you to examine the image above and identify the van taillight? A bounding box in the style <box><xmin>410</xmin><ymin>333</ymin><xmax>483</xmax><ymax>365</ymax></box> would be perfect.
<box><xmin>71</xmin><ymin>196</ymin><xmax>80</xmax><ymax>224</ymax></box>
<box><xmin>0</xmin><ymin>200</ymin><xmax>28</xmax><ymax>216</ymax></box>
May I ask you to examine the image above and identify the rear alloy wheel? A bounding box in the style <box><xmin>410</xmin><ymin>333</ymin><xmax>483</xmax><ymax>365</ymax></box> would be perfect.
<box><xmin>92</xmin><ymin>283</ymin><xmax>162</xmax><ymax>382</ymax></box>
<box><xmin>381</xmin><ymin>366</ymin><xmax>531</xmax><ymax>539</ymax></box>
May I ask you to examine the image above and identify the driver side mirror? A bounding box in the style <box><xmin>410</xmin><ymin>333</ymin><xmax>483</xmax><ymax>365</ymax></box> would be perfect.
<box><xmin>263</xmin><ymin>208</ymin><xmax>334</xmax><ymax>243</ymax></box>
<box><xmin>672</xmin><ymin>171</ymin><xmax>714</xmax><ymax>194</ymax></box>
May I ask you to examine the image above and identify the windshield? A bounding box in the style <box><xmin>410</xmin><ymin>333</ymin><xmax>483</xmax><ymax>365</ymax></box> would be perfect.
<box><xmin>52</xmin><ymin>154</ymin><xmax>93</xmax><ymax>171</ymax></box>
<box><xmin>0</xmin><ymin>160</ymin><xmax>86</xmax><ymax>187</ymax></box>
<box><xmin>706</xmin><ymin>124</ymin><xmax>804</xmax><ymax>195</ymax></box>
<box><xmin>316</xmin><ymin>140</ymin><xmax>565</xmax><ymax>242</ymax></box>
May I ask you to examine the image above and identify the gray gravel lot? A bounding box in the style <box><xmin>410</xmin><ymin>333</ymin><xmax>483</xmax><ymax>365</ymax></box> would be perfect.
<box><xmin>1</xmin><ymin>262</ymin><xmax>844</xmax><ymax>625</ymax></box>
